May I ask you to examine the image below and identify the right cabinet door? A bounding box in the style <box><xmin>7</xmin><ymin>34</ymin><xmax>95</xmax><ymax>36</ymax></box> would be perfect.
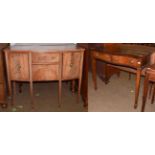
<box><xmin>62</xmin><ymin>52</ymin><xmax>83</xmax><ymax>80</ymax></box>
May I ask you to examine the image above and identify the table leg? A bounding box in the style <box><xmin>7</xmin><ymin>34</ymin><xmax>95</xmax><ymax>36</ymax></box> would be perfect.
<box><xmin>58</xmin><ymin>80</ymin><xmax>62</xmax><ymax>107</ymax></box>
<box><xmin>141</xmin><ymin>74</ymin><xmax>149</xmax><ymax>112</ymax></box>
<box><xmin>151</xmin><ymin>84</ymin><xmax>155</xmax><ymax>104</ymax></box>
<box><xmin>134</xmin><ymin>68</ymin><xmax>141</xmax><ymax>109</ymax></box>
<box><xmin>71</xmin><ymin>80</ymin><xmax>76</xmax><ymax>94</ymax></box>
<box><xmin>149</xmin><ymin>82</ymin><xmax>153</xmax><ymax>99</ymax></box>
<box><xmin>30</xmin><ymin>81</ymin><xmax>34</xmax><ymax>109</ymax></box>
<box><xmin>91</xmin><ymin>55</ymin><xmax>97</xmax><ymax>90</ymax></box>
<box><xmin>18</xmin><ymin>83</ymin><xmax>23</xmax><ymax>93</ymax></box>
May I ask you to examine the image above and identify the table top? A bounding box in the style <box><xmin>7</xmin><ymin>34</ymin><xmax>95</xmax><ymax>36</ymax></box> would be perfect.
<box><xmin>98</xmin><ymin>48</ymin><xmax>152</xmax><ymax>59</ymax></box>
<box><xmin>9</xmin><ymin>43</ymin><xmax>83</xmax><ymax>52</ymax></box>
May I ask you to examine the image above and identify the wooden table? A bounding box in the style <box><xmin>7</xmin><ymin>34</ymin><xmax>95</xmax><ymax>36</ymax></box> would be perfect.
<box><xmin>141</xmin><ymin>64</ymin><xmax>155</xmax><ymax>112</ymax></box>
<box><xmin>91</xmin><ymin>49</ymin><xmax>151</xmax><ymax>109</ymax></box>
<box><xmin>4</xmin><ymin>44</ymin><xmax>87</xmax><ymax>108</ymax></box>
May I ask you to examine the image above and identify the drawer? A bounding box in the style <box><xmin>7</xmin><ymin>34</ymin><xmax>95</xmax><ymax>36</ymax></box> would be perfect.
<box><xmin>32</xmin><ymin>53</ymin><xmax>60</xmax><ymax>63</ymax></box>
<box><xmin>93</xmin><ymin>52</ymin><xmax>111</xmax><ymax>62</ymax></box>
<box><xmin>112</xmin><ymin>55</ymin><xmax>141</xmax><ymax>68</ymax></box>
<box><xmin>62</xmin><ymin>52</ymin><xmax>83</xmax><ymax>80</ymax></box>
<box><xmin>32</xmin><ymin>64</ymin><xmax>59</xmax><ymax>81</ymax></box>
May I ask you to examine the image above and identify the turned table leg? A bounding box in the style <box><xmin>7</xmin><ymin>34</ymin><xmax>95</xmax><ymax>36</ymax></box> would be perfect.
<box><xmin>134</xmin><ymin>68</ymin><xmax>141</xmax><ymax>109</ymax></box>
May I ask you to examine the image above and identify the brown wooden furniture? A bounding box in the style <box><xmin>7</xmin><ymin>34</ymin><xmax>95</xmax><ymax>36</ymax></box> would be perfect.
<box><xmin>141</xmin><ymin>64</ymin><xmax>155</xmax><ymax>112</ymax></box>
<box><xmin>0</xmin><ymin>43</ymin><xmax>9</xmax><ymax>107</ymax></box>
<box><xmin>4</xmin><ymin>44</ymin><xmax>84</xmax><ymax>108</ymax></box>
<box><xmin>91</xmin><ymin>48</ymin><xmax>151</xmax><ymax>109</ymax></box>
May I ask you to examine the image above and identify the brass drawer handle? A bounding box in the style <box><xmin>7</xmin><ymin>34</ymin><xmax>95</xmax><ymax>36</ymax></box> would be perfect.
<box><xmin>70</xmin><ymin>63</ymin><xmax>73</xmax><ymax>68</ymax></box>
<box><xmin>16</xmin><ymin>64</ymin><xmax>21</xmax><ymax>72</ymax></box>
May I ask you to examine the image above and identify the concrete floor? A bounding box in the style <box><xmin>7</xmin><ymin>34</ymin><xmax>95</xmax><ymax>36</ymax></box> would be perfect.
<box><xmin>0</xmin><ymin>82</ymin><xmax>86</xmax><ymax>112</ymax></box>
<box><xmin>1</xmin><ymin>72</ymin><xmax>155</xmax><ymax>112</ymax></box>
<box><xmin>88</xmin><ymin>72</ymin><xmax>155</xmax><ymax>112</ymax></box>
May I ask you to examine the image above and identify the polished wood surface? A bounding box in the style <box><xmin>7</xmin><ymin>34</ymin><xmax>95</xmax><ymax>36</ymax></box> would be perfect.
<box><xmin>91</xmin><ymin>48</ymin><xmax>151</xmax><ymax>109</ymax></box>
<box><xmin>5</xmin><ymin>44</ymin><xmax>85</xmax><ymax>108</ymax></box>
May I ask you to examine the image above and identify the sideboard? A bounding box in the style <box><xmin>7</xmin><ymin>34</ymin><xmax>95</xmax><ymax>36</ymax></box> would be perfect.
<box><xmin>4</xmin><ymin>44</ymin><xmax>85</xmax><ymax>108</ymax></box>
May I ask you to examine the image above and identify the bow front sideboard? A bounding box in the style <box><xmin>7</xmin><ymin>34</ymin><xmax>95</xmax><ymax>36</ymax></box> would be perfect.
<box><xmin>4</xmin><ymin>44</ymin><xmax>86</xmax><ymax>108</ymax></box>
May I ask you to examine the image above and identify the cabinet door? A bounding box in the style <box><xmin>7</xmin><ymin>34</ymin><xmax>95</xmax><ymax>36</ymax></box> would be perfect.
<box><xmin>62</xmin><ymin>52</ymin><xmax>83</xmax><ymax>80</ymax></box>
<box><xmin>8</xmin><ymin>53</ymin><xmax>30</xmax><ymax>81</ymax></box>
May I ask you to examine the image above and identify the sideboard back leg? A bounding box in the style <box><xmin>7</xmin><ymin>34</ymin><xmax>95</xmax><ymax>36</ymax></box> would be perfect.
<box><xmin>11</xmin><ymin>81</ymin><xmax>16</xmax><ymax>106</ymax></box>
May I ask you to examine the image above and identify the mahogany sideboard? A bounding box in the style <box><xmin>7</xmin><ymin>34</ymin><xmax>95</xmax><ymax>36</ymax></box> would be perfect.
<box><xmin>4</xmin><ymin>44</ymin><xmax>86</xmax><ymax>108</ymax></box>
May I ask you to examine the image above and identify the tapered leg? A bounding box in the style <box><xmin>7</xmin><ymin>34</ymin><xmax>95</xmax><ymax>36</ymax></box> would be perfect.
<box><xmin>77</xmin><ymin>78</ymin><xmax>82</xmax><ymax>104</ymax></box>
<box><xmin>11</xmin><ymin>81</ymin><xmax>16</xmax><ymax>106</ymax></box>
<box><xmin>141</xmin><ymin>74</ymin><xmax>149</xmax><ymax>112</ymax></box>
<box><xmin>18</xmin><ymin>83</ymin><xmax>23</xmax><ymax>93</ymax></box>
<box><xmin>28</xmin><ymin>52</ymin><xmax>34</xmax><ymax>110</ymax></box>
<box><xmin>91</xmin><ymin>53</ymin><xmax>97</xmax><ymax>90</ymax></box>
<box><xmin>30</xmin><ymin>81</ymin><xmax>34</xmax><ymax>109</ymax></box>
<box><xmin>149</xmin><ymin>82</ymin><xmax>153</xmax><ymax>99</ymax></box>
<box><xmin>134</xmin><ymin>68</ymin><xmax>141</xmax><ymax>109</ymax></box>
<box><xmin>71</xmin><ymin>80</ymin><xmax>76</xmax><ymax>94</ymax></box>
<box><xmin>58</xmin><ymin>80</ymin><xmax>62</xmax><ymax>107</ymax></box>
<box><xmin>8</xmin><ymin>80</ymin><xmax>12</xmax><ymax>98</ymax></box>
<box><xmin>151</xmin><ymin>84</ymin><xmax>155</xmax><ymax>104</ymax></box>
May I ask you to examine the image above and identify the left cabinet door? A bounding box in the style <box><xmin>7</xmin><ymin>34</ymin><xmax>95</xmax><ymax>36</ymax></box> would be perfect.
<box><xmin>8</xmin><ymin>53</ymin><xmax>30</xmax><ymax>81</ymax></box>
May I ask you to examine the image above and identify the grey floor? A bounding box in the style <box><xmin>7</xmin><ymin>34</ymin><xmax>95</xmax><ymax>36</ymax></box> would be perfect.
<box><xmin>1</xmin><ymin>72</ymin><xmax>155</xmax><ymax>112</ymax></box>
<box><xmin>88</xmin><ymin>72</ymin><xmax>155</xmax><ymax>112</ymax></box>
<box><xmin>0</xmin><ymin>82</ymin><xmax>86</xmax><ymax>112</ymax></box>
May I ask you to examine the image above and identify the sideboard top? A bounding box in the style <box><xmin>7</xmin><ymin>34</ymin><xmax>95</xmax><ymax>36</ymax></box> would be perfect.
<box><xmin>9</xmin><ymin>43</ymin><xmax>84</xmax><ymax>52</ymax></box>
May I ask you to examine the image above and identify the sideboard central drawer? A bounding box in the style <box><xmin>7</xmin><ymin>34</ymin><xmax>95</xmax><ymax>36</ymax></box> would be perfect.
<box><xmin>32</xmin><ymin>53</ymin><xmax>59</xmax><ymax>63</ymax></box>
